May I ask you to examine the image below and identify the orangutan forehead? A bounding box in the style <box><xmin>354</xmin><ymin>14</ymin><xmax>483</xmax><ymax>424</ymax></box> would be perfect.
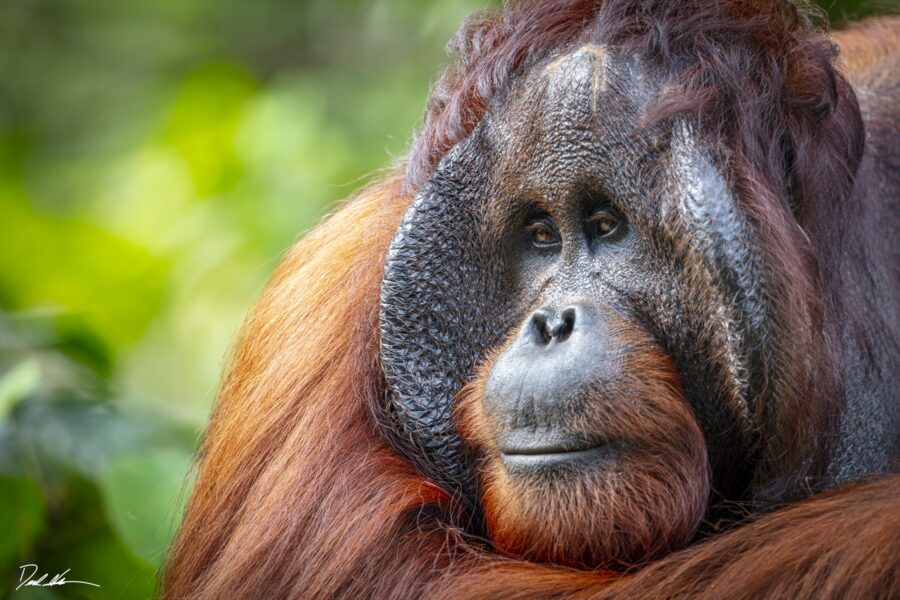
<box><xmin>481</xmin><ymin>43</ymin><xmax>662</xmax><ymax>199</ymax></box>
<box><xmin>532</xmin><ymin>44</ymin><xmax>650</xmax><ymax>113</ymax></box>
<box><xmin>541</xmin><ymin>44</ymin><xmax>614</xmax><ymax>99</ymax></box>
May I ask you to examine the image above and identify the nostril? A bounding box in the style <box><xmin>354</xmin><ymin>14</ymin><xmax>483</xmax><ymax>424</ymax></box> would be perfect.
<box><xmin>529</xmin><ymin>310</ymin><xmax>554</xmax><ymax>346</ymax></box>
<box><xmin>527</xmin><ymin>306</ymin><xmax>579</xmax><ymax>347</ymax></box>
<box><xmin>551</xmin><ymin>307</ymin><xmax>577</xmax><ymax>343</ymax></box>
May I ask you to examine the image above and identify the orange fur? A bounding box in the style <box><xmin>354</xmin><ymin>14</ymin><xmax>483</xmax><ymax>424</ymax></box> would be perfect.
<box><xmin>163</xmin><ymin>179</ymin><xmax>457</xmax><ymax>598</ymax></box>
<box><xmin>833</xmin><ymin>16</ymin><xmax>900</xmax><ymax>75</ymax></box>
<box><xmin>458</xmin><ymin>315</ymin><xmax>709</xmax><ymax>569</ymax></box>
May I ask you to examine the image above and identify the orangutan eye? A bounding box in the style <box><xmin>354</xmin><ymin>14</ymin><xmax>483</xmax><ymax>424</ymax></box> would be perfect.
<box><xmin>527</xmin><ymin>220</ymin><xmax>560</xmax><ymax>249</ymax></box>
<box><xmin>588</xmin><ymin>211</ymin><xmax>621</xmax><ymax>238</ymax></box>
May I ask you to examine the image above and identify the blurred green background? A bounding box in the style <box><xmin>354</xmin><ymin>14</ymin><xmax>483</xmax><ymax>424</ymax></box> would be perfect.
<box><xmin>0</xmin><ymin>0</ymin><xmax>890</xmax><ymax>598</ymax></box>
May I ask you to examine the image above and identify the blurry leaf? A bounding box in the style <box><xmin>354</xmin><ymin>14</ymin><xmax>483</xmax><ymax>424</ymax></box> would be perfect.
<box><xmin>0</xmin><ymin>475</ymin><xmax>45</xmax><ymax>575</ymax></box>
<box><xmin>0</xmin><ymin>202</ymin><xmax>168</xmax><ymax>350</ymax></box>
<box><xmin>10</xmin><ymin>587</ymin><xmax>62</xmax><ymax>600</ymax></box>
<box><xmin>38</xmin><ymin>525</ymin><xmax>156</xmax><ymax>600</ymax></box>
<box><xmin>89</xmin><ymin>149</ymin><xmax>194</xmax><ymax>253</ymax></box>
<box><xmin>41</xmin><ymin>314</ymin><xmax>114</xmax><ymax>382</ymax></box>
<box><xmin>97</xmin><ymin>449</ymin><xmax>193</xmax><ymax>568</ymax></box>
<box><xmin>0</xmin><ymin>311</ymin><xmax>113</xmax><ymax>383</ymax></box>
<box><xmin>0</xmin><ymin>420</ymin><xmax>22</xmax><ymax>474</ymax></box>
<box><xmin>12</xmin><ymin>399</ymin><xmax>196</xmax><ymax>483</ymax></box>
<box><xmin>0</xmin><ymin>359</ymin><xmax>40</xmax><ymax>420</ymax></box>
<box><xmin>232</xmin><ymin>79</ymin><xmax>352</xmax><ymax>248</ymax></box>
<box><xmin>160</xmin><ymin>64</ymin><xmax>257</xmax><ymax>198</ymax></box>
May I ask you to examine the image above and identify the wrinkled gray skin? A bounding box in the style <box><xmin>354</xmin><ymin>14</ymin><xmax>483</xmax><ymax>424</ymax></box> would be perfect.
<box><xmin>380</xmin><ymin>44</ymin><xmax>896</xmax><ymax>505</ymax></box>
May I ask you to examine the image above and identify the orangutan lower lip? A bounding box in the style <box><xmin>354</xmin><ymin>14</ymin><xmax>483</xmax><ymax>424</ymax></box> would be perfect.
<box><xmin>498</xmin><ymin>432</ymin><xmax>615</xmax><ymax>466</ymax></box>
<box><xmin>500</xmin><ymin>445</ymin><xmax>616</xmax><ymax>468</ymax></box>
<box><xmin>501</xmin><ymin>443</ymin><xmax>596</xmax><ymax>455</ymax></box>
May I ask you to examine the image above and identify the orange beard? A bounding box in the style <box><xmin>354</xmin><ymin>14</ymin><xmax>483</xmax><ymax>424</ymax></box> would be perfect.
<box><xmin>458</xmin><ymin>321</ymin><xmax>710</xmax><ymax>569</ymax></box>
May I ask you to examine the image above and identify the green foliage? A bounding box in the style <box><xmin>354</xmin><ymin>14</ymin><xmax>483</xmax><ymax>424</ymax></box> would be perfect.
<box><xmin>0</xmin><ymin>0</ymin><xmax>887</xmax><ymax>596</ymax></box>
<box><xmin>98</xmin><ymin>450</ymin><xmax>194</xmax><ymax>569</ymax></box>
<box><xmin>0</xmin><ymin>476</ymin><xmax>46</xmax><ymax>575</ymax></box>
